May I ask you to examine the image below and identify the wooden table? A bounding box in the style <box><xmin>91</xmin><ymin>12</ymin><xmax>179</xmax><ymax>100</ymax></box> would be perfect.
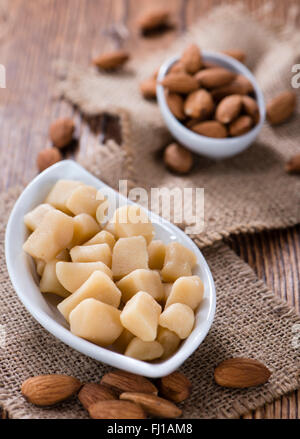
<box><xmin>0</xmin><ymin>0</ymin><xmax>299</xmax><ymax>419</ymax></box>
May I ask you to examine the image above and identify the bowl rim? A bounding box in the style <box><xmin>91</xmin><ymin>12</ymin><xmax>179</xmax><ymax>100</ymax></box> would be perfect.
<box><xmin>156</xmin><ymin>50</ymin><xmax>266</xmax><ymax>146</ymax></box>
<box><xmin>5</xmin><ymin>160</ymin><xmax>216</xmax><ymax>377</ymax></box>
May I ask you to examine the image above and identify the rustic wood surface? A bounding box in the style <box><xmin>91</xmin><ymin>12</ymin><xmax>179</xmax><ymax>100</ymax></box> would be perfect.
<box><xmin>0</xmin><ymin>0</ymin><xmax>299</xmax><ymax>419</ymax></box>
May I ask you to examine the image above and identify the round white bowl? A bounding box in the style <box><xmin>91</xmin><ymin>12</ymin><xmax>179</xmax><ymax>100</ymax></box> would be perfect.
<box><xmin>156</xmin><ymin>50</ymin><xmax>266</xmax><ymax>159</ymax></box>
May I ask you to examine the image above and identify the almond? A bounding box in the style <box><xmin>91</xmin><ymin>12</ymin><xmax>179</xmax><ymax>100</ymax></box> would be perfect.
<box><xmin>166</xmin><ymin>93</ymin><xmax>185</xmax><ymax>120</ymax></box>
<box><xmin>192</xmin><ymin>120</ymin><xmax>227</xmax><ymax>138</ymax></box>
<box><xmin>215</xmin><ymin>94</ymin><xmax>242</xmax><ymax>124</ymax></box>
<box><xmin>164</xmin><ymin>143</ymin><xmax>193</xmax><ymax>174</ymax></box>
<box><xmin>242</xmin><ymin>95</ymin><xmax>260</xmax><ymax>123</ymax></box>
<box><xmin>36</xmin><ymin>148</ymin><xmax>62</xmax><ymax>172</ymax></box>
<box><xmin>212</xmin><ymin>74</ymin><xmax>254</xmax><ymax>101</ymax></box>
<box><xmin>89</xmin><ymin>400</ymin><xmax>146</xmax><ymax>419</ymax></box>
<box><xmin>169</xmin><ymin>61</ymin><xmax>186</xmax><ymax>74</ymax></box>
<box><xmin>140</xmin><ymin>77</ymin><xmax>157</xmax><ymax>100</ymax></box>
<box><xmin>159</xmin><ymin>371</ymin><xmax>192</xmax><ymax>403</ymax></box>
<box><xmin>93</xmin><ymin>50</ymin><xmax>129</xmax><ymax>70</ymax></box>
<box><xmin>100</xmin><ymin>370</ymin><xmax>158</xmax><ymax>395</ymax></box>
<box><xmin>138</xmin><ymin>9</ymin><xmax>170</xmax><ymax>33</ymax></box>
<box><xmin>181</xmin><ymin>44</ymin><xmax>203</xmax><ymax>74</ymax></box>
<box><xmin>195</xmin><ymin>67</ymin><xmax>236</xmax><ymax>89</ymax></box>
<box><xmin>21</xmin><ymin>375</ymin><xmax>82</xmax><ymax>406</ymax></box>
<box><xmin>49</xmin><ymin>117</ymin><xmax>75</xmax><ymax>149</ymax></box>
<box><xmin>120</xmin><ymin>392</ymin><xmax>182</xmax><ymax>418</ymax></box>
<box><xmin>214</xmin><ymin>358</ymin><xmax>271</xmax><ymax>388</ymax></box>
<box><xmin>78</xmin><ymin>383</ymin><xmax>117</xmax><ymax>410</ymax></box>
<box><xmin>222</xmin><ymin>49</ymin><xmax>246</xmax><ymax>63</ymax></box>
<box><xmin>285</xmin><ymin>153</ymin><xmax>300</xmax><ymax>173</ymax></box>
<box><xmin>229</xmin><ymin>115</ymin><xmax>253</xmax><ymax>136</ymax></box>
<box><xmin>161</xmin><ymin>72</ymin><xmax>199</xmax><ymax>94</ymax></box>
<box><xmin>184</xmin><ymin>89</ymin><xmax>214</xmax><ymax>119</ymax></box>
<box><xmin>267</xmin><ymin>90</ymin><xmax>296</xmax><ymax>125</ymax></box>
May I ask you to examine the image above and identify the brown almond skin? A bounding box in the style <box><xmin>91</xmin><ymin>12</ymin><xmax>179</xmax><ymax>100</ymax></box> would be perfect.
<box><xmin>100</xmin><ymin>370</ymin><xmax>158</xmax><ymax>395</ymax></box>
<box><xmin>140</xmin><ymin>77</ymin><xmax>157</xmax><ymax>99</ymax></box>
<box><xmin>164</xmin><ymin>143</ymin><xmax>193</xmax><ymax>174</ymax></box>
<box><xmin>161</xmin><ymin>72</ymin><xmax>199</xmax><ymax>94</ymax></box>
<box><xmin>78</xmin><ymin>383</ymin><xmax>117</xmax><ymax>410</ymax></box>
<box><xmin>285</xmin><ymin>153</ymin><xmax>300</xmax><ymax>173</ymax></box>
<box><xmin>169</xmin><ymin>62</ymin><xmax>186</xmax><ymax>74</ymax></box>
<box><xmin>214</xmin><ymin>358</ymin><xmax>271</xmax><ymax>388</ymax></box>
<box><xmin>195</xmin><ymin>67</ymin><xmax>236</xmax><ymax>89</ymax></box>
<box><xmin>89</xmin><ymin>400</ymin><xmax>146</xmax><ymax>419</ymax></box>
<box><xmin>159</xmin><ymin>371</ymin><xmax>192</xmax><ymax>403</ymax></box>
<box><xmin>21</xmin><ymin>375</ymin><xmax>82</xmax><ymax>406</ymax></box>
<box><xmin>166</xmin><ymin>93</ymin><xmax>185</xmax><ymax>120</ymax></box>
<box><xmin>184</xmin><ymin>89</ymin><xmax>214</xmax><ymax>119</ymax></box>
<box><xmin>242</xmin><ymin>95</ymin><xmax>260</xmax><ymax>123</ymax></box>
<box><xmin>222</xmin><ymin>49</ymin><xmax>246</xmax><ymax>63</ymax></box>
<box><xmin>229</xmin><ymin>115</ymin><xmax>253</xmax><ymax>136</ymax></box>
<box><xmin>181</xmin><ymin>44</ymin><xmax>203</xmax><ymax>74</ymax></box>
<box><xmin>215</xmin><ymin>94</ymin><xmax>242</xmax><ymax>124</ymax></box>
<box><xmin>36</xmin><ymin>148</ymin><xmax>62</xmax><ymax>172</ymax></box>
<box><xmin>93</xmin><ymin>50</ymin><xmax>129</xmax><ymax>70</ymax></box>
<box><xmin>267</xmin><ymin>90</ymin><xmax>296</xmax><ymax>125</ymax></box>
<box><xmin>49</xmin><ymin>117</ymin><xmax>75</xmax><ymax>149</ymax></box>
<box><xmin>138</xmin><ymin>9</ymin><xmax>169</xmax><ymax>32</ymax></box>
<box><xmin>212</xmin><ymin>74</ymin><xmax>254</xmax><ymax>101</ymax></box>
<box><xmin>192</xmin><ymin>120</ymin><xmax>227</xmax><ymax>138</ymax></box>
<box><xmin>120</xmin><ymin>392</ymin><xmax>182</xmax><ymax>418</ymax></box>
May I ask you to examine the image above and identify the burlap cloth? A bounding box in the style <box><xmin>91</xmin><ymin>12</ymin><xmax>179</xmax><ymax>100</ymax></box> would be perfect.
<box><xmin>55</xmin><ymin>3</ymin><xmax>300</xmax><ymax>247</ymax></box>
<box><xmin>0</xmin><ymin>3</ymin><xmax>299</xmax><ymax>419</ymax></box>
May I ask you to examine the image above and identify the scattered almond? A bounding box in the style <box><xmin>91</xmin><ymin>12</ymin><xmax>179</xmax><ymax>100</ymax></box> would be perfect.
<box><xmin>120</xmin><ymin>392</ymin><xmax>182</xmax><ymax>418</ymax></box>
<box><xmin>215</xmin><ymin>94</ymin><xmax>242</xmax><ymax>124</ymax></box>
<box><xmin>93</xmin><ymin>50</ymin><xmax>129</xmax><ymax>70</ymax></box>
<box><xmin>100</xmin><ymin>370</ymin><xmax>158</xmax><ymax>395</ymax></box>
<box><xmin>184</xmin><ymin>89</ymin><xmax>214</xmax><ymax>119</ymax></box>
<box><xmin>36</xmin><ymin>148</ymin><xmax>62</xmax><ymax>172</ymax></box>
<box><xmin>78</xmin><ymin>383</ymin><xmax>117</xmax><ymax>410</ymax></box>
<box><xmin>267</xmin><ymin>90</ymin><xmax>296</xmax><ymax>125</ymax></box>
<box><xmin>138</xmin><ymin>9</ymin><xmax>170</xmax><ymax>33</ymax></box>
<box><xmin>214</xmin><ymin>358</ymin><xmax>271</xmax><ymax>388</ymax></box>
<box><xmin>21</xmin><ymin>374</ymin><xmax>82</xmax><ymax>406</ymax></box>
<box><xmin>159</xmin><ymin>371</ymin><xmax>192</xmax><ymax>403</ymax></box>
<box><xmin>229</xmin><ymin>115</ymin><xmax>253</xmax><ymax>136</ymax></box>
<box><xmin>49</xmin><ymin>117</ymin><xmax>75</xmax><ymax>149</ymax></box>
<box><xmin>181</xmin><ymin>44</ymin><xmax>203</xmax><ymax>74</ymax></box>
<box><xmin>164</xmin><ymin>143</ymin><xmax>193</xmax><ymax>174</ymax></box>
<box><xmin>222</xmin><ymin>49</ymin><xmax>246</xmax><ymax>63</ymax></box>
<box><xmin>195</xmin><ymin>67</ymin><xmax>236</xmax><ymax>89</ymax></box>
<box><xmin>89</xmin><ymin>400</ymin><xmax>146</xmax><ymax>419</ymax></box>
<box><xmin>166</xmin><ymin>93</ymin><xmax>185</xmax><ymax>120</ymax></box>
<box><xmin>161</xmin><ymin>72</ymin><xmax>199</xmax><ymax>94</ymax></box>
<box><xmin>192</xmin><ymin>120</ymin><xmax>227</xmax><ymax>138</ymax></box>
<box><xmin>140</xmin><ymin>77</ymin><xmax>157</xmax><ymax>99</ymax></box>
<box><xmin>285</xmin><ymin>153</ymin><xmax>300</xmax><ymax>173</ymax></box>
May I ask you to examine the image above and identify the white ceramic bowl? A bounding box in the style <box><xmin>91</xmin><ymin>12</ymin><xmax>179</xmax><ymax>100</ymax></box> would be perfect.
<box><xmin>5</xmin><ymin>160</ymin><xmax>216</xmax><ymax>377</ymax></box>
<box><xmin>157</xmin><ymin>50</ymin><xmax>266</xmax><ymax>159</ymax></box>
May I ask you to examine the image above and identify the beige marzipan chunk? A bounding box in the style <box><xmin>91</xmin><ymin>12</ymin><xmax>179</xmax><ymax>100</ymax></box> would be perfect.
<box><xmin>45</xmin><ymin>180</ymin><xmax>83</xmax><ymax>213</ymax></box>
<box><xmin>23</xmin><ymin>209</ymin><xmax>74</xmax><ymax>262</ymax></box>
<box><xmin>116</xmin><ymin>269</ymin><xmax>164</xmax><ymax>302</ymax></box>
<box><xmin>70</xmin><ymin>243</ymin><xmax>112</xmax><ymax>267</ymax></box>
<box><xmin>83</xmin><ymin>230</ymin><xmax>115</xmax><ymax>250</ymax></box>
<box><xmin>120</xmin><ymin>291</ymin><xmax>161</xmax><ymax>341</ymax></box>
<box><xmin>66</xmin><ymin>185</ymin><xmax>104</xmax><ymax>218</ymax></box>
<box><xmin>161</xmin><ymin>242</ymin><xmax>197</xmax><ymax>282</ymax></box>
<box><xmin>56</xmin><ymin>261</ymin><xmax>112</xmax><ymax>293</ymax></box>
<box><xmin>24</xmin><ymin>204</ymin><xmax>54</xmax><ymax>231</ymax></box>
<box><xmin>112</xmin><ymin>236</ymin><xmax>149</xmax><ymax>280</ymax></box>
<box><xmin>124</xmin><ymin>337</ymin><xmax>164</xmax><ymax>361</ymax></box>
<box><xmin>165</xmin><ymin>275</ymin><xmax>204</xmax><ymax>310</ymax></box>
<box><xmin>69</xmin><ymin>298</ymin><xmax>123</xmax><ymax>346</ymax></box>
<box><xmin>68</xmin><ymin>214</ymin><xmax>100</xmax><ymax>248</ymax></box>
<box><xmin>112</xmin><ymin>205</ymin><xmax>154</xmax><ymax>244</ymax></box>
<box><xmin>57</xmin><ymin>271</ymin><xmax>121</xmax><ymax>322</ymax></box>
<box><xmin>156</xmin><ymin>327</ymin><xmax>181</xmax><ymax>360</ymax></box>
<box><xmin>159</xmin><ymin>303</ymin><xmax>195</xmax><ymax>339</ymax></box>
<box><xmin>40</xmin><ymin>260</ymin><xmax>70</xmax><ymax>298</ymax></box>
<box><xmin>148</xmin><ymin>240</ymin><xmax>166</xmax><ymax>270</ymax></box>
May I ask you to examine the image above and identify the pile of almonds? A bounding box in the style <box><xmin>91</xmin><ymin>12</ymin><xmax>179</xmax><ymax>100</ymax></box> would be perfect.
<box><xmin>21</xmin><ymin>358</ymin><xmax>271</xmax><ymax>419</ymax></box>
